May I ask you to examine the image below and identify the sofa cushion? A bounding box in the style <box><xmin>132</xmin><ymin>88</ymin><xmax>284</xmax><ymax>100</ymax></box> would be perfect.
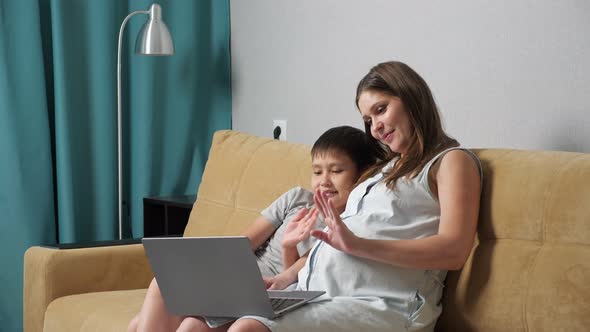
<box><xmin>185</xmin><ymin>130</ymin><xmax>312</xmax><ymax>237</ymax></box>
<box><xmin>43</xmin><ymin>289</ymin><xmax>146</xmax><ymax>332</ymax></box>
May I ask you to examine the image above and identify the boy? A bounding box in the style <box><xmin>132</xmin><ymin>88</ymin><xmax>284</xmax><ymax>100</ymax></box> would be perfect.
<box><xmin>128</xmin><ymin>126</ymin><xmax>385</xmax><ymax>332</ymax></box>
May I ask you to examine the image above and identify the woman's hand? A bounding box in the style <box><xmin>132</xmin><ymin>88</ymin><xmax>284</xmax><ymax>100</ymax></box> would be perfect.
<box><xmin>311</xmin><ymin>189</ymin><xmax>360</xmax><ymax>254</ymax></box>
<box><xmin>263</xmin><ymin>271</ymin><xmax>297</xmax><ymax>290</ymax></box>
<box><xmin>281</xmin><ymin>207</ymin><xmax>319</xmax><ymax>249</ymax></box>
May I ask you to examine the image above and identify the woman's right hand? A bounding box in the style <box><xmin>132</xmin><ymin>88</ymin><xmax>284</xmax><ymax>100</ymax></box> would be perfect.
<box><xmin>311</xmin><ymin>188</ymin><xmax>360</xmax><ymax>254</ymax></box>
<box><xmin>281</xmin><ymin>207</ymin><xmax>319</xmax><ymax>248</ymax></box>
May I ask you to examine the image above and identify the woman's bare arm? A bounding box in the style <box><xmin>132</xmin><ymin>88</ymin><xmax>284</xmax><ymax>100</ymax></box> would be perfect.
<box><xmin>312</xmin><ymin>150</ymin><xmax>481</xmax><ymax>270</ymax></box>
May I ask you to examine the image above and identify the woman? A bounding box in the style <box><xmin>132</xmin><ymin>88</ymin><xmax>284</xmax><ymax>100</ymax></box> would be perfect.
<box><xmin>176</xmin><ymin>61</ymin><xmax>482</xmax><ymax>332</ymax></box>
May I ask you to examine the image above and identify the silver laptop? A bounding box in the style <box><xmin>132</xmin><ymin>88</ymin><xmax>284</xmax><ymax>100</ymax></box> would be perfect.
<box><xmin>142</xmin><ymin>236</ymin><xmax>325</xmax><ymax>319</ymax></box>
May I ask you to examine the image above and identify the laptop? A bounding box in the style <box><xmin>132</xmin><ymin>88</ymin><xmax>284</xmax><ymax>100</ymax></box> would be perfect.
<box><xmin>142</xmin><ymin>236</ymin><xmax>325</xmax><ymax>319</ymax></box>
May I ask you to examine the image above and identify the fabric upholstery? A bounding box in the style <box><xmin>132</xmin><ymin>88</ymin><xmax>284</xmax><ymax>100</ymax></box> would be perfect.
<box><xmin>184</xmin><ymin>131</ymin><xmax>312</xmax><ymax>237</ymax></box>
<box><xmin>43</xmin><ymin>289</ymin><xmax>146</xmax><ymax>331</ymax></box>
<box><xmin>23</xmin><ymin>244</ymin><xmax>152</xmax><ymax>332</ymax></box>
<box><xmin>436</xmin><ymin>149</ymin><xmax>590</xmax><ymax>331</ymax></box>
<box><xmin>23</xmin><ymin>130</ymin><xmax>590</xmax><ymax>331</ymax></box>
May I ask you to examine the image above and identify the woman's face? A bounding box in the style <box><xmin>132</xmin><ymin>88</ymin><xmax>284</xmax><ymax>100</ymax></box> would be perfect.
<box><xmin>357</xmin><ymin>90</ymin><xmax>413</xmax><ymax>155</ymax></box>
<box><xmin>310</xmin><ymin>152</ymin><xmax>359</xmax><ymax>213</ymax></box>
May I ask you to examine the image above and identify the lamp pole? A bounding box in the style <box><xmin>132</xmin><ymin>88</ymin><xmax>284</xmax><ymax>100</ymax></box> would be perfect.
<box><xmin>117</xmin><ymin>4</ymin><xmax>174</xmax><ymax>239</ymax></box>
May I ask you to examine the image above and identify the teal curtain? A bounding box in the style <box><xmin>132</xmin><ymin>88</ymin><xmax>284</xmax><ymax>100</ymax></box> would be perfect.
<box><xmin>0</xmin><ymin>1</ymin><xmax>57</xmax><ymax>328</ymax></box>
<box><xmin>0</xmin><ymin>0</ymin><xmax>231</xmax><ymax>330</ymax></box>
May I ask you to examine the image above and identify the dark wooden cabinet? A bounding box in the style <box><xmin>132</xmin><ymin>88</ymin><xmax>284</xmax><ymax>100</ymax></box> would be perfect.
<box><xmin>143</xmin><ymin>195</ymin><xmax>196</xmax><ymax>237</ymax></box>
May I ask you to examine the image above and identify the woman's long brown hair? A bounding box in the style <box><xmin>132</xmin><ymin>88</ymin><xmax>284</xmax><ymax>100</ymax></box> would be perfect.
<box><xmin>355</xmin><ymin>61</ymin><xmax>458</xmax><ymax>189</ymax></box>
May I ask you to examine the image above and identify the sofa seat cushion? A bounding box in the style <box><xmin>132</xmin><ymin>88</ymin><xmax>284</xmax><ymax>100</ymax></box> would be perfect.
<box><xmin>43</xmin><ymin>288</ymin><xmax>146</xmax><ymax>332</ymax></box>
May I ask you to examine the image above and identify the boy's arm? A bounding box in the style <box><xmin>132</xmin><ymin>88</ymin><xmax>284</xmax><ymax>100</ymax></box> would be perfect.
<box><xmin>283</xmin><ymin>253</ymin><xmax>308</xmax><ymax>280</ymax></box>
<box><xmin>241</xmin><ymin>216</ymin><xmax>277</xmax><ymax>250</ymax></box>
<box><xmin>265</xmin><ymin>253</ymin><xmax>309</xmax><ymax>290</ymax></box>
<box><xmin>247</xmin><ymin>187</ymin><xmax>304</xmax><ymax>251</ymax></box>
<box><xmin>282</xmin><ymin>245</ymin><xmax>299</xmax><ymax>269</ymax></box>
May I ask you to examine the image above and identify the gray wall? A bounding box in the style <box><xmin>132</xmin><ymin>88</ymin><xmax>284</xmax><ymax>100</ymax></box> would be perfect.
<box><xmin>230</xmin><ymin>0</ymin><xmax>590</xmax><ymax>152</ymax></box>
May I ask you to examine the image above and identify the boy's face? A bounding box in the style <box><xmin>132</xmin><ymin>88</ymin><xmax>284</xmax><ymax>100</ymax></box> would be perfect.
<box><xmin>311</xmin><ymin>151</ymin><xmax>360</xmax><ymax>214</ymax></box>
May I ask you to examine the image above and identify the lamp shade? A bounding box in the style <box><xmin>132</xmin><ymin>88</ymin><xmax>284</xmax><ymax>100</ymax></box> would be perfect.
<box><xmin>135</xmin><ymin>4</ymin><xmax>175</xmax><ymax>55</ymax></box>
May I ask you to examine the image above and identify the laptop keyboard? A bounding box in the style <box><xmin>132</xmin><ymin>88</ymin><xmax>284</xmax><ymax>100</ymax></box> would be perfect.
<box><xmin>270</xmin><ymin>298</ymin><xmax>305</xmax><ymax>312</ymax></box>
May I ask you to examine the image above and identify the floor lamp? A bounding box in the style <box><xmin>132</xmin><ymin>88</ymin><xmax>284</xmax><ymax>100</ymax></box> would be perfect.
<box><xmin>117</xmin><ymin>3</ymin><xmax>174</xmax><ymax>239</ymax></box>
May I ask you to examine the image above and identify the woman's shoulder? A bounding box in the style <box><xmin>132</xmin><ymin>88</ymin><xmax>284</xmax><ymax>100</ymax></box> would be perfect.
<box><xmin>425</xmin><ymin>148</ymin><xmax>482</xmax><ymax>196</ymax></box>
<box><xmin>439</xmin><ymin>148</ymin><xmax>480</xmax><ymax>171</ymax></box>
<box><xmin>435</xmin><ymin>149</ymin><xmax>482</xmax><ymax>184</ymax></box>
<box><xmin>439</xmin><ymin>148</ymin><xmax>475</xmax><ymax>162</ymax></box>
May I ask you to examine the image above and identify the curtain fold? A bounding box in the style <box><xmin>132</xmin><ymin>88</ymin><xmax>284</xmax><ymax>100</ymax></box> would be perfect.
<box><xmin>0</xmin><ymin>1</ymin><xmax>56</xmax><ymax>330</ymax></box>
<box><xmin>0</xmin><ymin>0</ymin><xmax>231</xmax><ymax>329</ymax></box>
<box><xmin>50</xmin><ymin>0</ymin><xmax>122</xmax><ymax>242</ymax></box>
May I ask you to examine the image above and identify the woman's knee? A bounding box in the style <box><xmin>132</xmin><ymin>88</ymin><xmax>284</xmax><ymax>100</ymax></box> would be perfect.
<box><xmin>228</xmin><ymin>319</ymin><xmax>270</xmax><ymax>332</ymax></box>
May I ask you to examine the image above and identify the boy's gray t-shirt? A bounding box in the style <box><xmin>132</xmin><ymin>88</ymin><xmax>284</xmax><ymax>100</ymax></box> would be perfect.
<box><xmin>255</xmin><ymin>186</ymin><xmax>324</xmax><ymax>277</ymax></box>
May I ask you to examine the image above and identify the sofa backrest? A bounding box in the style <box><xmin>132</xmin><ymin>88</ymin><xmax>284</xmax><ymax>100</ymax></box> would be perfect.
<box><xmin>185</xmin><ymin>130</ymin><xmax>311</xmax><ymax>236</ymax></box>
<box><xmin>437</xmin><ymin>149</ymin><xmax>590</xmax><ymax>331</ymax></box>
<box><xmin>187</xmin><ymin>130</ymin><xmax>590</xmax><ymax>331</ymax></box>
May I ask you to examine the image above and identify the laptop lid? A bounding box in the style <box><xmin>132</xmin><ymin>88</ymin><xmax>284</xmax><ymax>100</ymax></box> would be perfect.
<box><xmin>142</xmin><ymin>236</ymin><xmax>277</xmax><ymax>318</ymax></box>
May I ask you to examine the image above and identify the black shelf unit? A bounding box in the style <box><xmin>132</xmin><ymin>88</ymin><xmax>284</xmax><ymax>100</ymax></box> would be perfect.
<box><xmin>143</xmin><ymin>195</ymin><xmax>196</xmax><ymax>237</ymax></box>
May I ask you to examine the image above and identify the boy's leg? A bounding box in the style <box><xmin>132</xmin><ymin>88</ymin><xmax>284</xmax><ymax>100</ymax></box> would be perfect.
<box><xmin>126</xmin><ymin>315</ymin><xmax>139</xmax><ymax>332</ymax></box>
<box><xmin>136</xmin><ymin>278</ymin><xmax>184</xmax><ymax>331</ymax></box>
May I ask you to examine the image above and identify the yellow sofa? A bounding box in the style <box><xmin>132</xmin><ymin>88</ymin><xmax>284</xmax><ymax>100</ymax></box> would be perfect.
<box><xmin>24</xmin><ymin>130</ymin><xmax>590</xmax><ymax>331</ymax></box>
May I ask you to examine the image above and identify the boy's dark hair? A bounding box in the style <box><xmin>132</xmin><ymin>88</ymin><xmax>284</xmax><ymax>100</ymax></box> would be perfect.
<box><xmin>311</xmin><ymin>126</ymin><xmax>387</xmax><ymax>173</ymax></box>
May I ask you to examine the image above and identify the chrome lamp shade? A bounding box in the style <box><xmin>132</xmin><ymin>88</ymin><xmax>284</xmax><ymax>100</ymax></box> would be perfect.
<box><xmin>135</xmin><ymin>4</ymin><xmax>175</xmax><ymax>55</ymax></box>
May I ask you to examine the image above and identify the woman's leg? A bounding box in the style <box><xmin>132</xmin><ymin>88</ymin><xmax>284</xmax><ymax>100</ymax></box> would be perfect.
<box><xmin>134</xmin><ymin>278</ymin><xmax>184</xmax><ymax>331</ymax></box>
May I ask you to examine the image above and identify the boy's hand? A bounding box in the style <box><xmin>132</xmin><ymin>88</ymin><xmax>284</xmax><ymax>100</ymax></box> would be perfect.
<box><xmin>263</xmin><ymin>272</ymin><xmax>297</xmax><ymax>290</ymax></box>
<box><xmin>282</xmin><ymin>207</ymin><xmax>319</xmax><ymax>248</ymax></box>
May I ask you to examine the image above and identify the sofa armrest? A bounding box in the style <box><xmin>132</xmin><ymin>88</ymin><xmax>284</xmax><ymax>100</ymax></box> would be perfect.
<box><xmin>23</xmin><ymin>243</ymin><xmax>153</xmax><ymax>332</ymax></box>
<box><xmin>39</xmin><ymin>237</ymin><xmax>142</xmax><ymax>249</ymax></box>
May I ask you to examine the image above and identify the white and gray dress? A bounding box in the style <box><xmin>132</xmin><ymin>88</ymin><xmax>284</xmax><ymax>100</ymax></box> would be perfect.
<box><xmin>242</xmin><ymin>148</ymin><xmax>482</xmax><ymax>332</ymax></box>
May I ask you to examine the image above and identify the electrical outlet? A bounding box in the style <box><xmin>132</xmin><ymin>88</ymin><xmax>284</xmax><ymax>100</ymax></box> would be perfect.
<box><xmin>272</xmin><ymin>120</ymin><xmax>287</xmax><ymax>141</ymax></box>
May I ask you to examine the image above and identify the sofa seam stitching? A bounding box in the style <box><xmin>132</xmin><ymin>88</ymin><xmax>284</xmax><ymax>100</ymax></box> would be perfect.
<box><xmin>522</xmin><ymin>244</ymin><xmax>543</xmax><ymax>332</ymax></box>
<box><xmin>523</xmin><ymin>156</ymin><xmax>555</xmax><ymax>332</ymax></box>
<box><xmin>521</xmin><ymin>154</ymin><xmax>558</xmax><ymax>332</ymax></box>
<box><xmin>540</xmin><ymin>155</ymin><xmax>585</xmax><ymax>242</ymax></box>
<box><xmin>232</xmin><ymin>139</ymin><xmax>277</xmax><ymax>208</ymax></box>
<box><xmin>196</xmin><ymin>197</ymin><xmax>260</xmax><ymax>213</ymax></box>
<box><xmin>522</xmin><ymin>155</ymin><xmax>583</xmax><ymax>331</ymax></box>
